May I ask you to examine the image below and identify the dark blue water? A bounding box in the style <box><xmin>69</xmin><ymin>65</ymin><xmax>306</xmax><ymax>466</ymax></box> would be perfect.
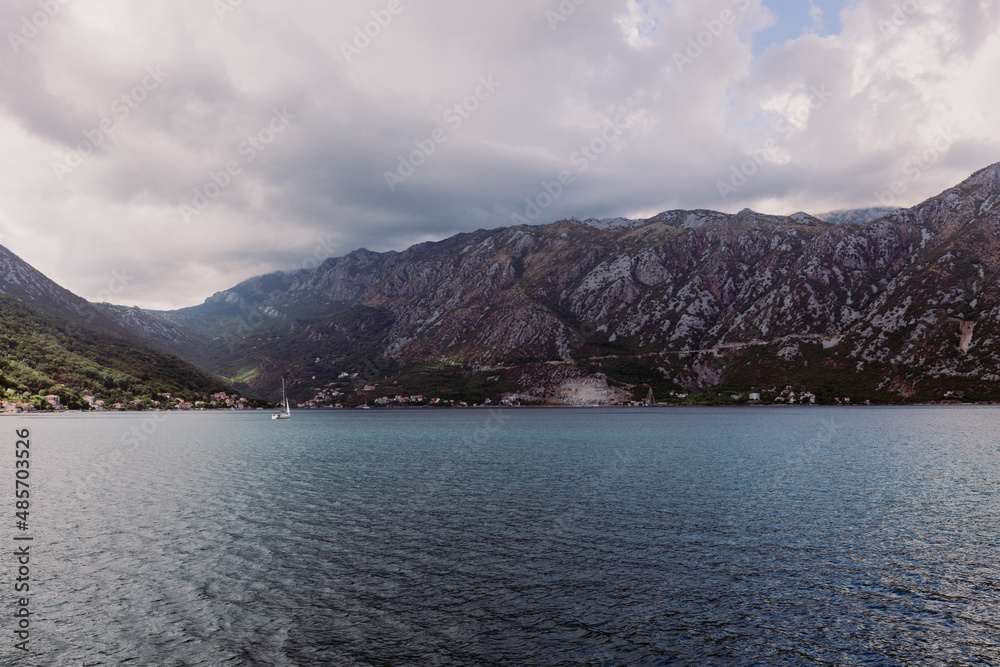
<box><xmin>7</xmin><ymin>407</ymin><xmax>1000</xmax><ymax>665</ymax></box>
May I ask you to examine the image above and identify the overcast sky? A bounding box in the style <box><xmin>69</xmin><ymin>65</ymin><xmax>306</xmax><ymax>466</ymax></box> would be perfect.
<box><xmin>1</xmin><ymin>0</ymin><xmax>998</xmax><ymax>310</ymax></box>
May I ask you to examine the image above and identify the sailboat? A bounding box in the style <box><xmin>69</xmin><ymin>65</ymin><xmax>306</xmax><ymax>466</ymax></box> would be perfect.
<box><xmin>272</xmin><ymin>378</ymin><xmax>291</xmax><ymax>420</ymax></box>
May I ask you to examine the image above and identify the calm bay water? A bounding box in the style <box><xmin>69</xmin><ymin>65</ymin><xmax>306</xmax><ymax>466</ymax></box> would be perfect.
<box><xmin>5</xmin><ymin>407</ymin><xmax>1000</xmax><ymax>665</ymax></box>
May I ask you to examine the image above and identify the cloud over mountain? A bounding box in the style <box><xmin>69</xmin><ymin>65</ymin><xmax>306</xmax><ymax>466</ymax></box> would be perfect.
<box><xmin>1</xmin><ymin>0</ymin><xmax>998</xmax><ymax>309</ymax></box>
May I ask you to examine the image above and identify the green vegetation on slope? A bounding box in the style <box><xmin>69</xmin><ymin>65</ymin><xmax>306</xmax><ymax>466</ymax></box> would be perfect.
<box><xmin>0</xmin><ymin>294</ymin><xmax>232</xmax><ymax>409</ymax></box>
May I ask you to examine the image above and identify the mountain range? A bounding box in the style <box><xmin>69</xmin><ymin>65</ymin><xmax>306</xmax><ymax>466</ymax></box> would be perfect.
<box><xmin>0</xmin><ymin>246</ymin><xmax>230</xmax><ymax>409</ymax></box>
<box><xmin>4</xmin><ymin>163</ymin><xmax>1000</xmax><ymax>406</ymax></box>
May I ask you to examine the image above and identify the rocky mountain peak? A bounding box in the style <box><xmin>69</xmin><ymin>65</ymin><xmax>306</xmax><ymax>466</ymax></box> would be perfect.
<box><xmin>910</xmin><ymin>161</ymin><xmax>1000</xmax><ymax>227</ymax></box>
<box><xmin>959</xmin><ymin>161</ymin><xmax>1000</xmax><ymax>194</ymax></box>
<box><xmin>581</xmin><ymin>217</ymin><xmax>645</xmax><ymax>230</ymax></box>
<box><xmin>814</xmin><ymin>208</ymin><xmax>900</xmax><ymax>225</ymax></box>
<box><xmin>0</xmin><ymin>244</ymin><xmax>89</xmax><ymax>317</ymax></box>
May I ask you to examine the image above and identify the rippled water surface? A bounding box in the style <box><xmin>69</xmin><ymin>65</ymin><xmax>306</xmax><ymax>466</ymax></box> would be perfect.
<box><xmin>7</xmin><ymin>407</ymin><xmax>1000</xmax><ymax>665</ymax></box>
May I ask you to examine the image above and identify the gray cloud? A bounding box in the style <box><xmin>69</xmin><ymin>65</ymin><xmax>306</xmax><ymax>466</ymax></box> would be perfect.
<box><xmin>1</xmin><ymin>0</ymin><xmax>998</xmax><ymax>309</ymax></box>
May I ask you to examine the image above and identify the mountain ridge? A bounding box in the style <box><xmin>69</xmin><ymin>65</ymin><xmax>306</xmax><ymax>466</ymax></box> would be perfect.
<box><xmin>0</xmin><ymin>245</ymin><xmax>239</xmax><ymax>408</ymax></box>
<box><xmin>96</xmin><ymin>162</ymin><xmax>1000</xmax><ymax>404</ymax></box>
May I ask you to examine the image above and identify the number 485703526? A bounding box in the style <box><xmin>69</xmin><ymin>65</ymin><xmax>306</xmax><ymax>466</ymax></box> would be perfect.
<box><xmin>15</xmin><ymin>429</ymin><xmax>30</xmax><ymax>529</ymax></box>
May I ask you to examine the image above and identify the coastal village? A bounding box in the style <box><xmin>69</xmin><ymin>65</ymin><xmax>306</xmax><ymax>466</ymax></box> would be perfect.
<box><xmin>2</xmin><ymin>391</ymin><xmax>253</xmax><ymax>414</ymax></box>
<box><xmin>298</xmin><ymin>380</ymin><xmax>515</xmax><ymax>409</ymax></box>
<box><xmin>295</xmin><ymin>372</ymin><xmax>866</xmax><ymax>409</ymax></box>
<box><xmin>1</xmin><ymin>379</ymin><xmax>872</xmax><ymax>412</ymax></box>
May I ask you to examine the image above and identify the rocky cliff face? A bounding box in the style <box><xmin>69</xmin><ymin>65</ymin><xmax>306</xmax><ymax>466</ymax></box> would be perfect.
<box><xmin>813</xmin><ymin>207</ymin><xmax>900</xmax><ymax>225</ymax></box>
<box><xmin>124</xmin><ymin>163</ymin><xmax>1000</xmax><ymax>403</ymax></box>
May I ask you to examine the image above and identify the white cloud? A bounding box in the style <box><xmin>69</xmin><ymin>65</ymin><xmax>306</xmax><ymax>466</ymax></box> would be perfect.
<box><xmin>809</xmin><ymin>0</ymin><xmax>823</xmax><ymax>29</ymax></box>
<box><xmin>615</xmin><ymin>0</ymin><xmax>662</xmax><ymax>50</ymax></box>
<box><xmin>0</xmin><ymin>0</ymin><xmax>997</xmax><ymax>308</ymax></box>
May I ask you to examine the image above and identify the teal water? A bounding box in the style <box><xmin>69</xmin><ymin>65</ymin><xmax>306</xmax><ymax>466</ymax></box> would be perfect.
<box><xmin>6</xmin><ymin>407</ymin><xmax>1000</xmax><ymax>664</ymax></box>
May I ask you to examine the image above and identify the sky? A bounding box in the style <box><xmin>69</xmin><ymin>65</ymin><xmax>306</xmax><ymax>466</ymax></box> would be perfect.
<box><xmin>0</xmin><ymin>0</ymin><xmax>998</xmax><ymax>310</ymax></box>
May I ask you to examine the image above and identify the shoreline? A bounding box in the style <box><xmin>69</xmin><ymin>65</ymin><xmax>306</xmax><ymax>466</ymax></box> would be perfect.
<box><xmin>3</xmin><ymin>401</ymin><xmax>998</xmax><ymax>416</ymax></box>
